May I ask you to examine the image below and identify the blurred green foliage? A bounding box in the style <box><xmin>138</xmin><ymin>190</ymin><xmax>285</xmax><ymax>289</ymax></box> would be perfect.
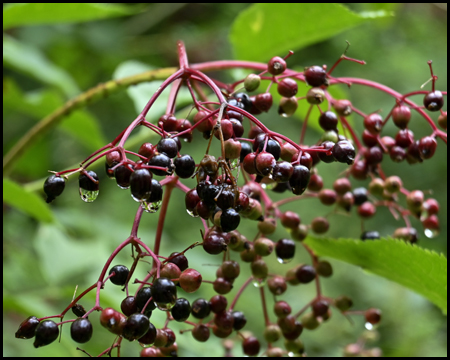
<box><xmin>3</xmin><ymin>3</ymin><xmax>447</xmax><ymax>357</ymax></box>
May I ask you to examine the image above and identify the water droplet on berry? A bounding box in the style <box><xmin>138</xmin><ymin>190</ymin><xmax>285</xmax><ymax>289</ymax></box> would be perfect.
<box><xmin>149</xmin><ymin>200</ymin><xmax>162</xmax><ymax>212</ymax></box>
<box><xmin>424</xmin><ymin>228</ymin><xmax>439</xmax><ymax>238</ymax></box>
<box><xmin>140</xmin><ymin>200</ymin><xmax>162</xmax><ymax>213</ymax></box>
<box><xmin>252</xmin><ymin>278</ymin><xmax>267</xmax><ymax>288</ymax></box>
<box><xmin>186</xmin><ymin>209</ymin><xmax>199</xmax><ymax>218</ymax></box>
<box><xmin>79</xmin><ymin>188</ymin><xmax>99</xmax><ymax>203</ymax></box>
<box><xmin>183</xmin><ymin>138</ymin><xmax>189</xmax><ymax>143</ymax></box>
<box><xmin>117</xmin><ymin>183</ymin><xmax>129</xmax><ymax>190</ymax></box>
<box><xmin>364</xmin><ymin>322</ymin><xmax>374</xmax><ymax>330</ymax></box>
<box><xmin>279</xmin><ymin>111</ymin><xmax>289</xmax><ymax>118</ymax></box>
<box><xmin>277</xmin><ymin>256</ymin><xmax>293</xmax><ymax>264</ymax></box>
<box><xmin>155</xmin><ymin>300</ymin><xmax>176</xmax><ymax>311</ymax></box>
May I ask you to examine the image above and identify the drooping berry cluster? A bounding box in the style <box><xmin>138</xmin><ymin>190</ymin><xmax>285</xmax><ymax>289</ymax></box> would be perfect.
<box><xmin>21</xmin><ymin>41</ymin><xmax>446</xmax><ymax>357</ymax></box>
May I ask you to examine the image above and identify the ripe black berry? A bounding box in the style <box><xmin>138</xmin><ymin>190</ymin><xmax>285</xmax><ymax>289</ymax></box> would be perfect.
<box><xmin>191</xmin><ymin>298</ymin><xmax>211</xmax><ymax>319</ymax></box>
<box><xmin>275</xmin><ymin>238</ymin><xmax>296</xmax><ymax>262</ymax></box>
<box><xmin>130</xmin><ymin>168</ymin><xmax>152</xmax><ymax>201</ymax></box>
<box><xmin>333</xmin><ymin>141</ymin><xmax>356</xmax><ymax>165</ymax></box>
<box><xmin>289</xmin><ymin>164</ymin><xmax>311</xmax><ymax>195</ymax></box>
<box><xmin>148</xmin><ymin>153</ymin><xmax>173</xmax><ymax>176</ymax></box>
<box><xmin>168</xmin><ymin>252</ymin><xmax>189</xmax><ymax>271</ymax></box>
<box><xmin>151</xmin><ymin>277</ymin><xmax>177</xmax><ymax>307</ymax></box>
<box><xmin>79</xmin><ymin>171</ymin><xmax>99</xmax><ymax>193</ymax></box>
<box><xmin>15</xmin><ymin>316</ymin><xmax>40</xmax><ymax>339</ymax></box>
<box><xmin>220</xmin><ymin>208</ymin><xmax>241</xmax><ymax>232</ymax></box>
<box><xmin>114</xmin><ymin>164</ymin><xmax>134</xmax><ymax>189</ymax></box>
<box><xmin>157</xmin><ymin>138</ymin><xmax>179</xmax><ymax>158</ymax></box>
<box><xmin>136</xmin><ymin>287</ymin><xmax>157</xmax><ymax>312</ymax></box>
<box><xmin>319</xmin><ymin>111</ymin><xmax>338</xmax><ymax>131</ymax></box>
<box><xmin>121</xmin><ymin>296</ymin><xmax>138</xmax><ymax>316</ymax></box>
<box><xmin>138</xmin><ymin>322</ymin><xmax>157</xmax><ymax>345</ymax></box>
<box><xmin>33</xmin><ymin>320</ymin><xmax>59</xmax><ymax>348</ymax></box>
<box><xmin>122</xmin><ymin>313</ymin><xmax>150</xmax><ymax>341</ymax></box>
<box><xmin>70</xmin><ymin>318</ymin><xmax>93</xmax><ymax>343</ymax></box>
<box><xmin>147</xmin><ymin>178</ymin><xmax>163</xmax><ymax>203</ymax></box>
<box><xmin>43</xmin><ymin>175</ymin><xmax>65</xmax><ymax>203</ymax></box>
<box><xmin>174</xmin><ymin>154</ymin><xmax>196</xmax><ymax>178</ymax></box>
<box><xmin>171</xmin><ymin>298</ymin><xmax>191</xmax><ymax>322</ymax></box>
<box><xmin>109</xmin><ymin>265</ymin><xmax>129</xmax><ymax>286</ymax></box>
<box><xmin>232</xmin><ymin>311</ymin><xmax>247</xmax><ymax>330</ymax></box>
<box><xmin>352</xmin><ymin>187</ymin><xmax>368</xmax><ymax>205</ymax></box>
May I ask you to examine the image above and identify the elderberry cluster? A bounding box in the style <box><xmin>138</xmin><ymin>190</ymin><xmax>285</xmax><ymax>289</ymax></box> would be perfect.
<box><xmin>18</xmin><ymin>41</ymin><xmax>446</xmax><ymax>357</ymax></box>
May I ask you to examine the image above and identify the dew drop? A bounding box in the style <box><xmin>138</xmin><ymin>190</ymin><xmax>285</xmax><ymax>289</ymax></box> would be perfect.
<box><xmin>280</xmin><ymin>112</ymin><xmax>289</xmax><ymax>118</ymax></box>
<box><xmin>183</xmin><ymin>138</ymin><xmax>189</xmax><ymax>143</ymax></box>
<box><xmin>149</xmin><ymin>200</ymin><xmax>162</xmax><ymax>213</ymax></box>
<box><xmin>261</xmin><ymin>183</ymin><xmax>267</xmax><ymax>189</ymax></box>
<box><xmin>277</xmin><ymin>257</ymin><xmax>293</xmax><ymax>264</ymax></box>
<box><xmin>424</xmin><ymin>228</ymin><xmax>439</xmax><ymax>238</ymax></box>
<box><xmin>79</xmin><ymin>188</ymin><xmax>99</xmax><ymax>203</ymax></box>
<box><xmin>154</xmin><ymin>301</ymin><xmax>176</xmax><ymax>311</ymax></box>
<box><xmin>186</xmin><ymin>209</ymin><xmax>199</xmax><ymax>218</ymax></box>
<box><xmin>288</xmin><ymin>352</ymin><xmax>295</xmax><ymax>357</ymax></box>
<box><xmin>364</xmin><ymin>322</ymin><xmax>374</xmax><ymax>330</ymax></box>
<box><xmin>116</xmin><ymin>184</ymin><xmax>129</xmax><ymax>190</ymax></box>
<box><xmin>252</xmin><ymin>278</ymin><xmax>267</xmax><ymax>288</ymax></box>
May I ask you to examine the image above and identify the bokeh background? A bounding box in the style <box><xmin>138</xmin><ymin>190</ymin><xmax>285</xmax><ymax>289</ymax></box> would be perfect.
<box><xmin>3</xmin><ymin>3</ymin><xmax>447</xmax><ymax>357</ymax></box>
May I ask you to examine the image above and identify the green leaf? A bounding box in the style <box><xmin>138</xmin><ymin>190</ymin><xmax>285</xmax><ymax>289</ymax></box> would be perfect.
<box><xmin>230</xmin><ymin>4</ymin><xmax>392</xmax><ymax>61</ymax></box>
<box><xmin>3</xmin><ymin>80</ymin><xmax>106</xmax><ymax>151</ymax></box>
<box><xmin>3</xmin><ymin>178</ymin><xmax>54</xmax><ymax>223</ymax></box>
<box><xmin>3</xmin><ymin>35</ymin><xmax>80</xmax><ymax>97</ymax></box>
<box><xmin>303</xmin><ymin>237</ymin><xmax>447</xmax><ymax>314</ymax></box>
<box><xmin>3</xmin><ymin>3</ymin><xmax>140</xmax><ymax>30</ymax></box>
<box><xmin>33</xmin><ymin>223</ymin><xmax>108</xmax><ymax>284</ymax></box>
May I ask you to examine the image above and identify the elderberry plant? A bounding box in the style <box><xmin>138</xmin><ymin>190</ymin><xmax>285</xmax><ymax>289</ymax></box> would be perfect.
<box><xmin>14</xmin><ymin>40</ymin><xmax>447</xmax><ymax>356</ymax></box>
<box><xmin>5</xmin><ymin>4</ymin><xmax>447</xmax><ymax>358</ymax></box>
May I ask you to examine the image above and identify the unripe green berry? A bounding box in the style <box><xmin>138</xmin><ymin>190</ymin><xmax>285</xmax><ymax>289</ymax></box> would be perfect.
<box><xmin>244</xmin><ymin>74</ymin><xmax>261</xmax><ymax>92</ymax></box>
<box><xmin>251</xmin><ymin>259</ymin><xmax>268</xmax><ymax>279</ymax></box>
<box><xmin>254</xmin><ymin>237</ymin><xmax>275</xmax><ymax>256</ymax></box>
<box><xmin>264</xmin><ymin>324</ymin><xmax>282</xmax><ymax>343</ymax></box>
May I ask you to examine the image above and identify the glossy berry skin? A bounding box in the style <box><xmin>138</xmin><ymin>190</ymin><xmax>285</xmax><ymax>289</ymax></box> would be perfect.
<box><xmin>114</xmin><ymin>164</ymin><xmax>133</xmax><ymax>188</ymax></box>
<box><xmin>136</xmin><ymin>287</ymin><xmax>157</xmax><ymax>312</ymax></box>
<box><xmin>122</xmin><ymin>313</ymin><xmax>150</xmax><ymax>341</ymax></box>
<box><xmin>304</xmin><ymin>65</ymin><xmax>328</xmax><ymax>87</ymax></box>
<box><xmin>277</xmin><ymin>78</ymin><xmax>298</xmax><ymax>97</ymax></box>
<box><xmin>43</xmin><ymin>175</ymin><xmax>65</xmax><ymax>203</ymax></box>
<box><xmin>364</xmin><ymin>113</ymin><xmax>383</xmax><ymax>134</ymax></box>
<box><xmin>151</xmin><ymin>278</ymin><xmax>177</xmax><ymax>305</ymax></box>
<box><xmin>275</xmin><ymin>239</ymin><xmax>296</xmax><ymax>260</ymax></box>
<box><xmin>232</xmin><ymin>311</ymin><xmax>247</xmax><ymax>330</ymax></box>
<box><xmin>174</xmin><ymin>154</ymin><xmax>196</xmax><ymax>178</ymax></box>
<box><xmin>147</xmin><ymin>178</ymin><xmax>163</xmax><ymax>203</ymax></box>
<box><xmin>254</xmin><ymin>93</ymin><xmax>273</xmax><ymax>112</ymax></box>
<box><xmin>332</xmin><ymin>141</ymin><xmax>356</xmax><ymax>165</ymax></box>
<box><xmin>179</xmin><ymin>268</ymin><xmax>202</xmax><ymax>293</ymax></box>
<box><xmin>221</xmin><ymin>208</ymin><xmax>241</xmax><ymax>232</ymax></box>
<box><xmin>121</xmin><ymin>296</ymin><xmax>138</xmax><ymax>316</ymax></box>
<box><xmin>171</xmin><ymin>298</ymin><xmax>191</xmax><ymax>322</ymax></box>
<box><xmin>100</xmin><ymin>308</ymin><xmax>126</xmax><ymax>335</ymax></box>
<box><xmin>78</xmin><ymin>171</ymin><xmax>99</xmax><ymax>192</ymax></box>
<box><xmin>319</xmin><ymin>111</ymin><xmax>338</xmax><ymax>131</ymax></box>
<box><xmin>418</xmin><ymin>136</ymin><xmax>437</xmax><ymax>159</ymax></box>
<box><xmin>33</xmin><ymin>320</ymin><xmax>59</xmax><ymax>348</ymax></box>
<box><xmin>157</xmin><ymin>138</ymin><xmax>179</xmax><ymax>158</ymax></box>
<box><xmin>191</xmin><ymin>298</ymin><xmax>211</xmax><ymax>319</ymax></box>
<box><xmin>148</xmin><ymin>154</ymin><xmax>173</xmax><ymax>176</ymax></box>
<box><xmin>203</xmin><ymin>232</ymin><xmax>228</xmax><ymax>255</ymax></box>
<box><xmin>289</xmin><ymin>165</ymin><xmax>311</xmax><ymax>195</ymax></box>
<box><xmin>423</xmin><ymin>90</ymin><xmax>444</xmax><ymax>111</ymax></box>
<box><xmin>168</xmin><ymin>252</ymin><xmax>189</xmax><ymax>271</ymax></box>
<box><xmin>15</xmin><ymin>316</ymin><xmax>40</xmax><ymax>339</ymax></box>
<box><xmin>70</xmin><ymin>318</ymin><xmax>93</xmax><ymax>343</ymax></box>
<box><xmin>268</xmin><ymin>56</ymin><xmax>286</xmax><ymax>75</ymax></box>
<box><xmin>137</xmin><ymin>322</ymin><xmax>157</xmax><ymax>345</ymax></box>
<box><xmin>109</xmin><ymin>265</ymin><xmax>129</xmax><ymax>286</ymax></box>
<box><xmin>130</xmin><ymin>168</ymin><xmax>152</xmax><ymax>201</ymax></box>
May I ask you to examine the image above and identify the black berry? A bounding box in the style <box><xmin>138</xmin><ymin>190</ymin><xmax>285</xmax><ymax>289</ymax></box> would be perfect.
<box><xmin>43</xmin><ymin>175</ymin><xmax>65</xmax><ymax>203</ymax></box>
<box><xmin>109</xmin><ymin>265</ymin><xmax>129</xmax><ymax>286</ymax></box>
<box><xmin>70</xmin><ymin>318</ymin><xmax>93</xmax><ymax>343</ymax></box>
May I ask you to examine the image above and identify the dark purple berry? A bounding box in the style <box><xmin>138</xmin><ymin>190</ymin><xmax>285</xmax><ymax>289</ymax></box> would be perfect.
<box><xmin>232</xmin><ymin>311</ymin><xmax>247</xmax><ymax>330</ymax></box>
<box><xmin>332</xmin><ymin>141</ymin><xmax>356</xmax><ymax>165</ymax></box>
<box><xmin>70</xmin><ymin>318</ymin><xmax>93</xmax><ymax>343</ymax></box>
<box><xmin>15</xmin><ymin>316</ymin><xmax>40</xmax><ymax>339</ymax></box>
<box><xmin>109</xmin><ymin>265</ymin><xmax>129</xmax><ymax>286</ymax></box>
<box><xmin>79</xmin><ymin>171</ymin><xmax>99</xmax><ymax>192</ymax></box>
<box><xmin>147</xmin><ymin>178</ymin><xmax>163</xmax><ymax>203</ymax></box>
<box><xmin>275</xmin><ymin>239</ymin><xmax>296</xmax><ymax>261</ymax></box>
<box><xmin>43</xmin><ymin>175</ymin><xmax>65</xmax><ymax>203</ymax></box>
<box><xmin>295</xmin><ymin>265</ymin><xmax>316</xmax><ymax>284</ymax></box>
<box><xmin>157</xmin><ymin>138</ymin><xmax>179</xmax><ymax>158</ymax></box>
<box><xmin>136</xmin><ymin>287</ymin><xmax>157</xmax><ymax>312</ymax></box>
<box><xmin>148</xmin><ymin>153</ymin><xmax>173</xmax><ymax>176</ymax></box>
<box><xmin>122</xmin><ymin>313</ymin><xmax>150</xmax><ymax>341</ymax></box>
<box><xmin>289</xmin><ymin>164</ymin><xmax>311</xmax><ymax>195</ymax></box>
<box><xmin>138</xmin><ymin>322</ymin><xmax>157</xmax><ymax>345</ymax></box>
<box><xmin>191</xmin><ymin>298</ymin><xmax>211</xmax><ymax>319</ymax></box>
<box><xmin>171</xmin><ymin>298</ymin><xmax>191</xmax><ymax>322</ymax></box>
<box><xmin>243</xmin><ymin>336</ymin><xmax>261</xmax><ymax>356</ymax></box>
<box><xmin>33</xmin><ymin>320</ymin><xmax>59</xmax><ymax>348</ymax></box>
<box><xmin>168</xmin><ymin>252</ymin><xmax>189</xmax><ymax>272</ymax></box>
<box><xmin>115</xmin><ymin>164</ymin><xmax>134</xmax><ymax>189</ymax></box>
<box><xmin>151</xmin><ymin>278</ymin><xmax>177</xmax><ymax>305</ymax></box>
<box><xmin>423</xmin><ymin>91</ymin><xmax>444</xmax><ymax>111</ymax></box>
<box><xmin>121</xmin><ymin>296</ymin><xmax>138</xmax><ymax>316</ymax></box>
<box><xmin>221</xmin><ymin>208</ymin><xmax>241</xmax><ymax>232</ymax></box>
<box><xmin>174</xmin><ymin>154</ymin><xmax>196</xmax><ymax>178</ymax></box>
<box><xmin>319</xmin><ymin>111</ymin><xmax>338</xmax><ymax>131</ymax></box>
<box><xmin>304</xmin><ymin>65</ymin><xmax>328</xmax><ymax>87</ymax></box>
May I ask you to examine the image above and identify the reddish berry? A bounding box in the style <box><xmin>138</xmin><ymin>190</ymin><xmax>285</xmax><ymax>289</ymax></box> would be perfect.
<box><xmin>268</xmin><ymin>56</ymin><xmax>287</xmax><ymax>75</ymax></box>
